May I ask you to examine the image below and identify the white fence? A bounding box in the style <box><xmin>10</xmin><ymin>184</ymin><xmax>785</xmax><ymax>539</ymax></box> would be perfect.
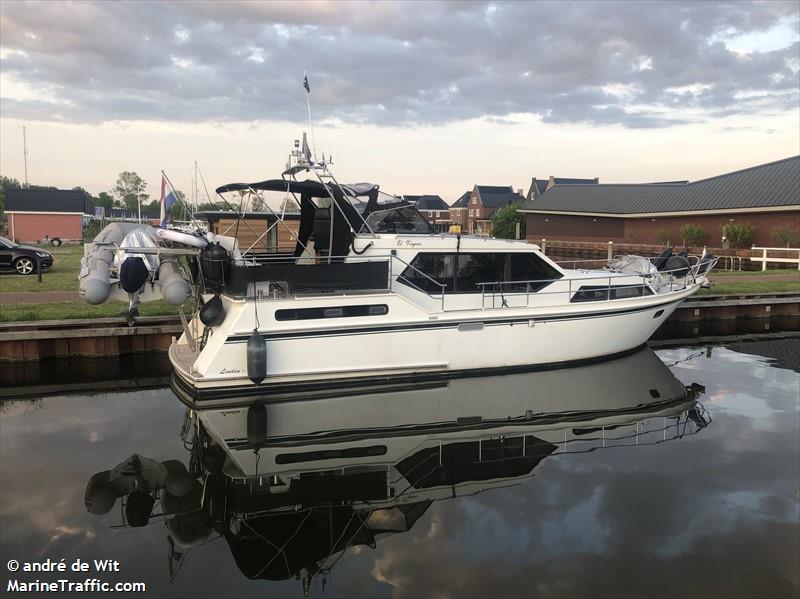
<box><xmin>750</xmin><ymin>246</ymin><xmax>800</xmax><ymax>271</ymax></box>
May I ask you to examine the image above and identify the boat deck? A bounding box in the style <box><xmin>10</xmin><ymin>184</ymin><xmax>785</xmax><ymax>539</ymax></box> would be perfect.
<box><xmin>169</xmin><ymin>343</ymin><xmax>199</xmax><ymax>377</ymax></box>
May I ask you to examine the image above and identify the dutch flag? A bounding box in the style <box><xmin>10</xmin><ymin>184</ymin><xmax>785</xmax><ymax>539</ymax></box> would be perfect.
<box><xmin>160</xmin><ymin>175</ymin><xmax>177</xmax><ymax>227</ymax></box>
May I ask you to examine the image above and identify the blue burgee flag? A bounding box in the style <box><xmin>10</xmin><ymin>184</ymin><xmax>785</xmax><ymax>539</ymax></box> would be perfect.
<box><xmin>160</xmin><ymin>175</ymin><xmax>177</xmax><ymax>227</ymax></box>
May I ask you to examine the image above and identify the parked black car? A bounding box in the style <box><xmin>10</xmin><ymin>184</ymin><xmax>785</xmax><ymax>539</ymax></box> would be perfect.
<box><xmin>0</xmin><ymin>236</ymin><xmax>54</xmax><ymax>275</ymax></box>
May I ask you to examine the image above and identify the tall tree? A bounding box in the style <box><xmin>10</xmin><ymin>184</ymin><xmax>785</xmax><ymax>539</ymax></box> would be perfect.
<box><xmin>113</xmin><ymin>171</ymin><xmax>149</xmax><ymax>212</ymax></box>
<box><xmin>490</xmin><ymin>201</ymin><xmax>525</xmax><ymax>239</ymax></box>
<box><xmin>95</xmin><ymin>191</ymin><xmax>114</xmax><ymax>211</ymax></box>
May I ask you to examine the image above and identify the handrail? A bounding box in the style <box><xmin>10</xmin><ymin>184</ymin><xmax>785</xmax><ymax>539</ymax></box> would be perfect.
<box><xmin>222</xmin><ymin>251</ymin><xmax>716</xmax><ymax>312</ymax></box>
<box><xmin>390</xmin><ymin>254</ymin><xmax>448</xmax><ymax>310</ymax></box>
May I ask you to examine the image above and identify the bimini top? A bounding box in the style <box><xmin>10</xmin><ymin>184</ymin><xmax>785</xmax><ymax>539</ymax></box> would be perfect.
<box><xmin>215</xmin><ymin>179</ymin><xmax>378</xmax><ymax>198</ymax></box>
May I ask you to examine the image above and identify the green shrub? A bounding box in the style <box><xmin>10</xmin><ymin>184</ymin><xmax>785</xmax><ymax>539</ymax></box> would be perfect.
<box><xmin>83</xmin><ymin>219</ymin><xmax>103</xmax><ymax>242</ymax></box>
<box><xmin>722</xmin><ymin>222</ymin><xmax>755</xmax><ymax>248</ymax></box>
<box><xmin>655</xmin><ymin>227</ymin><xmax>671</xmax><ymax>245</ymax></box>
<box><xmin>772</xmin><ymin>224</ymin><xmax>800</xmax><ymax>248</ymax></box>
<box><xmin>491</xmin><ymin>201</ymin><xmax>524</xmax><ymax>239</ymax></box>
<box><xmin>680</xmin><ymin>224</ymin><xmax>705</xmax><ymax>246</ymax></box>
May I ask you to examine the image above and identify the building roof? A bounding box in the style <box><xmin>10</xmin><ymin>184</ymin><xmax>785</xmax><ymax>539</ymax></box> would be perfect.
<box><xmin>451</xmin><ymin>191</ymin><xmax>471</xmax><ymax>208</ymax></box>
<box><xmin>551</xmin><ymin>177</ymin><xmax>598</xmax><ymax>185</ymax></box>
<box><xmin>520</xmin><ymin>156</ymin><xmax>800</xmax><ymax>215</ymax></box>
<box><xmin>475</xmin><ymin>185</ymin><xmax>525</xmax><ymax>208</ymax></box>
<box><xmin>414</xmin><ymin>195</ymin><xmax>450</xmax><ymax>210</ymax></box>
<box><xmin>532</xmin><ymin>179</ymin><xmax>549</xmax><ymax>197</ymax></box>
<box><xmin>5</xmin><ymin>188</ymin><xmax>94</xmax><ymax>214</ymax></box>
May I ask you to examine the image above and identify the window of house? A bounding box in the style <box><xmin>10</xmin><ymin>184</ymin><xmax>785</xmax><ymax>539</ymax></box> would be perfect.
<box><xmin>472</xmin><ymin>197</ymin><xmax>477</xmax><ymax>205</ymax></box>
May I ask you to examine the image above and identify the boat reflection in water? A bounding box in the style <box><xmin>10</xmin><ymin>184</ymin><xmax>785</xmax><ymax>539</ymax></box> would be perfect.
<box><xmin>85</xmin><ymin>347</ymin><xmax>710</xmax><ymax>593</ymax></box>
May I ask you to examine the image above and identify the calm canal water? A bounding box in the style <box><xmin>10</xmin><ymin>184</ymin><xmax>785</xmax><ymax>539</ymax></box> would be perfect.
<box><xmin>1</xmin><ymin>339</ymin><xmax>798</xmax><ymax>599</ymax></box>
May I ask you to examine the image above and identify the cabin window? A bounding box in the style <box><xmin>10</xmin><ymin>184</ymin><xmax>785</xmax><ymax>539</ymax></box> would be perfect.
<box><xmin>399</xmin><ymin>253</ymin><xmax>455</xmax><ymax>294</ymax></box>
<box><xmin>275</xmin><ymin>304</ymin><xmax>389</xmax><ymax>321</ymax></box>
<box><xmin>276</xmin><ymin>444</ymin><xmax>387</xmax><ymax>465</ymax></box>
<box><xmin>571</xmin><ymin>284</ymin><xmax>654</xmax><ymax>303</ymax></box>
<box><xmin>399</xmin><ymin>252</ymin><xmax>562</xmax><ymax>295</ymax></box>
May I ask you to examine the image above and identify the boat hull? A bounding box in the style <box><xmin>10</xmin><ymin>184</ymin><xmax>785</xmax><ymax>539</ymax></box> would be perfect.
<box><xmin>170</xmin><ymin>289</ymin><xmax>692</xmax><ymax>407</ymax></box>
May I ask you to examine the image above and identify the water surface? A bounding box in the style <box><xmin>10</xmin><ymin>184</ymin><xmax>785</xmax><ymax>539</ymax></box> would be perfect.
<box><xmin>1</xmin><ymin>340</ymin><xmax>798</xmax><ymax>598</ymax></box>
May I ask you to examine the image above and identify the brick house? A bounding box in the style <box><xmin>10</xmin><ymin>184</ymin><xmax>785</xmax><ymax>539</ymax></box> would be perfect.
<box><xmin>518</xmin><ymin>156</ymin><xmax>800</xmax><ymax>247</ymax></box>
<box><xmin>449</xmin><ymin>191</ymin><xmax>471</xmax><ymax>231</ymax></box>
<box><xmin>5</xmin><ymin>188</ymin><xmax>94</xmax><ymax>243</ymax></box>
<box><xmin>462</xmin><ymin>185</ymin><xmax>526</xmax><ymax>236</ymax></box>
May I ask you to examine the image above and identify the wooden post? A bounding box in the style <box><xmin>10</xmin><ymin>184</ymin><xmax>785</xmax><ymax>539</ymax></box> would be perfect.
<box><xmin>541</xmin><ymin>238</ymin><xmax>547</xmax><ymax>254</ymax></box>
<box><xmin>762</xmin><ymin>248</ymin><xmax>767</xmax><ymax>271</ymax></box>
<box><xmin>607</xmin><ymin>241</ymin><xmax>613</xmax><ymax>261</ymax></box>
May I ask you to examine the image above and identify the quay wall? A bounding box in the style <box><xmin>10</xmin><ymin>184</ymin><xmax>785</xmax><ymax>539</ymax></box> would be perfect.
<box><xmin>0</xmin><ymin>296</ymin><xmax>797</xmax><ymax>362</ymax></box>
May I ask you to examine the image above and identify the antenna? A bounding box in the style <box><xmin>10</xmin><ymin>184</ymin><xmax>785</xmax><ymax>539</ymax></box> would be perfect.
<box><xmin>22</xmin><ymin>126</ymin><xmax>29</xmax><ymax>187</ymax></box>
<box><xmin>303</xmin><ymin>71</ymin><xmax>317</xmax><ymax>162</ymax></box>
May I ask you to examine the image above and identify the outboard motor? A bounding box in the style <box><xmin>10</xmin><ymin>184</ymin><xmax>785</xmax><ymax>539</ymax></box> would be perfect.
<box><xmin>247</xmin><ymin>402</ymin><xmax>268</xmax><ymax>452</ymax></box>
<box><xmin>125</xmin><ymin>491</ymin><xmax>155</xmax><ymax>527</ymax></box>
<box><xmin>199</xmin><ymin>243</ymin><xmax>230</xmax><ymax>292</ymax></box>
<box><xmin>246</xmin><ymin>330</ymin><xmax>267</xmax><ymax>384</ymax></box>
<box><xmin>199</xmin><ymin>294</ymin><xmax>226</xmax><ymax>327</ymax></box>
<box><xmin>119</xmin><ymin>257</ymin><xmax>151</xmax><ymax>293</ymax></box>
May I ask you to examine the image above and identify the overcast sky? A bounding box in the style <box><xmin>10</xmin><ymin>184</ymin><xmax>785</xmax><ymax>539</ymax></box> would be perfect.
<box><xmin>1</xmin><ymin>0</ymin><xmax>798</xmax><ymax>202</ymax></box>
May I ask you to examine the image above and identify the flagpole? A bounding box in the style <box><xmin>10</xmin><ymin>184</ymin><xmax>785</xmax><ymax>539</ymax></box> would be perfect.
<box><xmin>162</xmin><ymin>170</ymin><xmax>197</xmax><ymax>226</ymax></box>
<box><xmin>304</xmin><ymin>71</ymin><xmax>317</xmax><ymax>162</ymax></box>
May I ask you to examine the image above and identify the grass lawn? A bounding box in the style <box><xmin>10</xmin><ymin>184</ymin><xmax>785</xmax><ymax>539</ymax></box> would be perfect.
<box><xmin>699</xmin><ymin>280</ymin><xmax>800</xmax><ymax>295</ymax></box>
<box><xmin>711</xmin><ymin>269</ymin><xmax>800</xmax><ymax>277</ymax></box>
<box><xmin>0</xmin><ymin>300</ymin><xmax>180</xmax><ymax>322</ymax></box>
<box><xmin>0</xmin><ymin>243</ymin><xmax>798</xmax><ymax>322</ymax></box>
<box><xmin>0</xmin><ymin>243</ymin><xmax>83</xmax><ymax>293</ymax></box>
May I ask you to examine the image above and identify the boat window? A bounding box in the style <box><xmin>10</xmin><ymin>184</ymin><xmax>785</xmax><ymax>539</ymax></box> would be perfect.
<box><xmin>275</xmin><ymin>304</ymin><xmax>389</xmax><ymax>321</ymax></box>
<box><xmin>276</xmin><ymin>444</ymin><xmax>387</xmax><ymax>465</ymax></box>
<box><xmin>363</xmin><ymin>205</ymin><xmax>434</xmax><ymax>234</ymax></box>
<box><xmin>571</xmin><ymin>284</ymin><xmax>654</xmax><ymax>303</ymax></box>
<box><xmin>398</xmin><ymin>252</ymin><xmax>562</xmax><ymax>295</ymax></box>
<box><xmin>398</xmin><ymin>253</ymin><xmax>455</xmax><ymax>294</ymax></box>
<box><xmin>505</xmin><ymin>253</ymin><xmax>564</xmax><ymax>292</ymax></box>
<box><xmin>454</xmin><ymin>253</ymin><xmax>505</xmax><ymax>293</ymax></box>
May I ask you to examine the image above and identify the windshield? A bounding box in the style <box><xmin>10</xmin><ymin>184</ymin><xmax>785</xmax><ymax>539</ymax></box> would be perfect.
<box><xmin>362</xmin><ymin>205</ymin><xmax>434</xmax><ymax>234</ymax></box>
<box><xmin>0</xmin><ymin>236</ymin><xmax>15</xmax><ymax>248</ymax></box>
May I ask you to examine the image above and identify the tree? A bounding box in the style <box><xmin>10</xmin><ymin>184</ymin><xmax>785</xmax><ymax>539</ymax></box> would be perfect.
<box><xmin>772</xmin><ymin>224</ymin><xmax>800</xmax><ymax>248</ymax></box>
<box><xmin>280</xmin><ymin>196</ymin><xmax>299</xmax><ymax>213</ymax></box>
<box><xmin>679</xmin><ymin>224</ymin><xmax>705</xmax><ymax>247</ymax></box>
<box><xmin>490</xmin><ymin>201</ymin><xmax>524</xmax><ymax>239</ymax></box>
<box><xmin>113</xmin><ymin>171</ymin><xmax>149</xmax><ymax>212</ymax></box>
<box><xmin>95</xmin><ymin>191</ymin><xmax>114</xmax><ymax>211</ymax></box>
<box><xmin>722</xmin><ymin>222</ymin><xmax>755</xmax><ymax>248</ymax></box>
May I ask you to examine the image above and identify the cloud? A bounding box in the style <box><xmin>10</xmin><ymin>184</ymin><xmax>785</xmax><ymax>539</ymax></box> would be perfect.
<box><xmin>0</xmin><ymin>1</ymin><xmax>798</xmax><ymax>128</ymax></box>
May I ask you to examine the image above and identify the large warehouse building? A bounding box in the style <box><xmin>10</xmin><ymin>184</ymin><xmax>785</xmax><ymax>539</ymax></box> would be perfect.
<box><xmin>519</xmin><ymin>156</ymin><xmax>799</xmax><ymax>247</ymax></box>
